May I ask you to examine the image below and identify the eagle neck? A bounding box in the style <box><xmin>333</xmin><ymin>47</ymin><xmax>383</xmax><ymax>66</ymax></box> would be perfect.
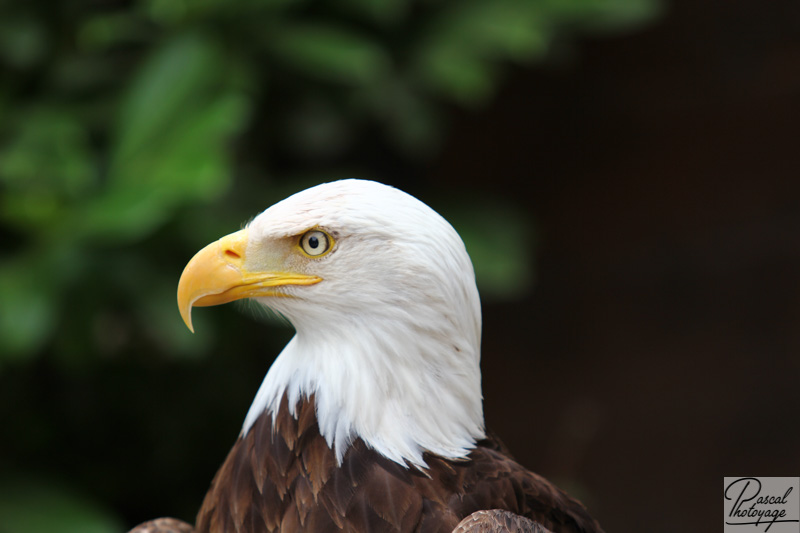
<box><xmin>242</xmin><ymin>319</ymin><xmax>484</xmax><ymax>469</ymax></box>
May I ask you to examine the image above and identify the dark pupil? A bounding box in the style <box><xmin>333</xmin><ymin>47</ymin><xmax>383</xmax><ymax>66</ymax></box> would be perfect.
<box><xmin>308</xmin><ymin>236</ymin><xmax>319</xmax><ymax>249</ymax></box>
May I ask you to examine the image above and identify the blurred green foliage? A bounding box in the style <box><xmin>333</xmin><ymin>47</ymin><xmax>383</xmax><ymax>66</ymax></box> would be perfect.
<box><xmin>0</xmin><ymin>476</ymin><xmax>123</xmax><ymax>533</ymax></box>
<box><xmin>0</xmin><ymin>0</ymin><xmax>660</xmax><ymax>530</ymax></box>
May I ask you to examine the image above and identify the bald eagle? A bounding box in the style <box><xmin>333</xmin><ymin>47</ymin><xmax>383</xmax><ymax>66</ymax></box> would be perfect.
<box><xmin>129</xmin><ymin>180</ymin><xmax>603</xmax><ymax>533</ymax></box>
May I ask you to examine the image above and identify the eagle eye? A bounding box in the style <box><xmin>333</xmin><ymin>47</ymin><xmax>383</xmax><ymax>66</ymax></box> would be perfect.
<box><xmin>299</xmin><ymin>230</ymin><xmax>332</xmax><ymax>257</ymax></box>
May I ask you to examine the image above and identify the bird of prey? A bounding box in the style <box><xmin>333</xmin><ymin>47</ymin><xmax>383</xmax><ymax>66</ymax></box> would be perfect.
<box><xmin>128</xmin><ymin>180</ymin><xmax>603</xmax><ymax>533</ymax></box>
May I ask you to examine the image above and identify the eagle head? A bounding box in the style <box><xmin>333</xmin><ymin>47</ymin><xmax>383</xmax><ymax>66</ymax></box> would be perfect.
<box><xmin>177</xmin><ymin>179</ymin><xmax>485</xmax><ymax>468</ymax></box>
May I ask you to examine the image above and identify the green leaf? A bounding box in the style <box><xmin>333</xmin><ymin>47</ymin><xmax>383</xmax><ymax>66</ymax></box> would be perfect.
<box><xmin>414</xmin><ymin>46</ymin><xmax>496</xmax><ymax>104</ymax></box>
<box><xmin>82</xmin><ymin>93</ymin><xmax>247</xmax><ymax>242</ymax></box>
<box><xmin>137</xmin><ymin>275</ymin><xmax>215</xmax><ymax>359</ymax></box>
<box><xmin>114</xmin><ymin>32</ymin><xmax>225</xmax><ymax>161</ymax></box>
<box><xmin>0</xmin><ymin>189</ymin><xmax>60</xmax><ymax>234</ymax></box>
<box><xmin>0</xmin><ymin>258</ymin><xmax>58</xmax><ymax>362</ymax></box>
<box><xmin>0</xmin><ymin>109</ymin><xmax>95</xmax><ymax>200</ymax></box>
<box><xmin>445</xmin><ymin>202</ymin><xmax>535</xmax><ymax>300</ymax></box>
<box><xmin>77</xmin><ymin>12</ymin><xmax>151</xmax><ymax>51</ymax></box>
<box><xmin>338</xmin><ymin>0</ymin><xmax>409</xmax><ymax>25</ymax></box>
<box><xmin>545</xmin><ymin>0</ymin><xmax>663</xmax><ymax>32</ymax></box>
<box><xmin>0</xmin><ymin>16</ymin><xmax>47</xmax><ymax>68</ymax></box>
<box><xmin>146</xmin><ymin>0</ymin><xmax>303</xmax><ymax>24</ymax></box>
<box><xmin>413</xmin><ymin>0</ymin><xmax>550</xmax><ymax>104</ymax></box>
<box><xmin>270</xmin><ymin>23</ymin><xmax>390</xmax><ymax>85</ymax></box>
<box><xmin>73</xmin><ymin>32</ymin><xmax>250</xmax><ymax>243</ymax></box>
<box><xmin>359</xmin><ymin>79</ymin><xmax>441</xmax><ymax>155</ymax></box>
<box><xmin>435</xmin><ymin>1</ymin><xmax>549</xmax><ymax>60</ymax></box>
<box><xmin>0</xmin><ymin>477</ymin><xmax>122</xmax><ymax>533</ymax></box>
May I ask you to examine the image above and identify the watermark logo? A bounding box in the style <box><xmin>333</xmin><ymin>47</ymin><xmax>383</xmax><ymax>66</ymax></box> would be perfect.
<box><xmin>724</xmin><ymin>477</ymin><xmax>800</xmax><ymax>532</ymax></box>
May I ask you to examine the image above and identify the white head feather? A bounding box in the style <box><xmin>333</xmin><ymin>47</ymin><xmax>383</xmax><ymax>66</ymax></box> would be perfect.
<box><xmin>241</xmin><ymin>179</ymin><xmax>484</xmax><ymax>469</ymax></box>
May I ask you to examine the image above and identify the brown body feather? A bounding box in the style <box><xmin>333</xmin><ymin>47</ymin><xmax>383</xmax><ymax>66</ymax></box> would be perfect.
<box><xmin>194</xmin><ymin>395</ymin><xmax>603</xmax><ymax>533</ymax></box>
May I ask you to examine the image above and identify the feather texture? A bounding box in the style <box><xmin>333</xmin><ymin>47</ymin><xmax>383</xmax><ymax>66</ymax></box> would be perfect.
<box><xmin>195</xmin><ymin>395</ymin><xmax>603</xmax><ymax>533</ymax></box>
<box><xmin>240</xmin><ymin>180</ymin><xmax>485</xmax><ymax>469</ymax></box>
<box><xmin>129</xmin><ymin>181</ymin><xmax>606</xmax><ymax>533</ymax></box>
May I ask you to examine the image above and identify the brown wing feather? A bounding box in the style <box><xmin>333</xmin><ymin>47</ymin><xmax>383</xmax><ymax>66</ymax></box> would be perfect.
<box><xmin>448</xmin><ymin>440</ymin><xmax>603</xmax><ymax>533</ymax></box>
<box><xmin>197</xmin><ymin>397</ymin><xmax>602</xmax><ymax>533</ymax></box>
<box><xmin>193</xmin><ymin>395</ymin><xmax>603</xmax><ymax>533</ymax></box>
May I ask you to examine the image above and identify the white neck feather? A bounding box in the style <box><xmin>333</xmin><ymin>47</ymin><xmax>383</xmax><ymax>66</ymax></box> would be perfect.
<box><xmin>238</xmin><ymin>179</ymin><xmax>485</xmax><ymax>469</ymax></box>
<box><xmin>242</xmin><ymin>305</ymin><xmax>484</xmax><ymax>469</ymax></box>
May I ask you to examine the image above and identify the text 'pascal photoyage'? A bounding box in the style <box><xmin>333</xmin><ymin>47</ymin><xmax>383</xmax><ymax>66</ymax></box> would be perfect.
<box><xmin>724</xmin><ymin>477</ymin><xmax>800</xmax><ymax>532</ymax></box>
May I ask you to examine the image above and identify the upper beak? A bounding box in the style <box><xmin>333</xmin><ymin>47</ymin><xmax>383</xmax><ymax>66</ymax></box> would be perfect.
<box><xmin>177</xmin><ymin>228</ymin><xmax>322</xmax><ymax>332</ymax></box>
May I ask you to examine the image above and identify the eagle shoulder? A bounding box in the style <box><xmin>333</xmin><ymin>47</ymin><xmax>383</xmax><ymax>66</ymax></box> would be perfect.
<box><xmin>189</xmin><ymin>396</ymin><xmax>602</xmax><ymax>533</ymax></box>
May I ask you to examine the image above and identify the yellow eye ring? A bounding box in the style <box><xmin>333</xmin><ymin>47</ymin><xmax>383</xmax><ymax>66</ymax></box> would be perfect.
<box><xmin>299</xmin><ymin>230</ymin><xmax>333</xmax><ymax>258</ymax></box>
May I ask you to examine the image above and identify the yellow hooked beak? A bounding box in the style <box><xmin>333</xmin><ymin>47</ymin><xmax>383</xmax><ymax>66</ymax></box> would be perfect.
<box><xmin>177</xmin><ymin>228</ymin><xmax>322</xmax><ymax>332</ymax></box>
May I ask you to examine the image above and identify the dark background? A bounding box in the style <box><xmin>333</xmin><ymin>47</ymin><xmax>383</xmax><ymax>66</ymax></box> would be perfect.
<box><xmin>454</xmin><ymin>2</ymin><xmax>800</xmax><ymax>532</ymax></box>
<box><xmin>1</xmin><ymin>0</ymin><xmax>799</xmax><ymax>532</ymax></box>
